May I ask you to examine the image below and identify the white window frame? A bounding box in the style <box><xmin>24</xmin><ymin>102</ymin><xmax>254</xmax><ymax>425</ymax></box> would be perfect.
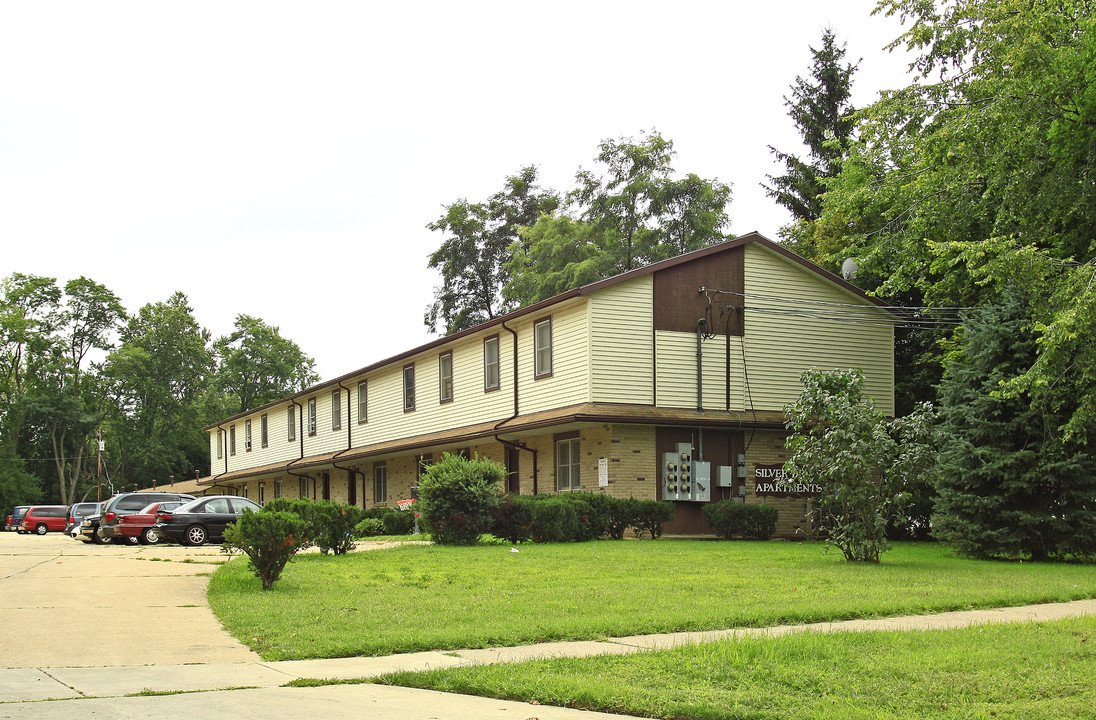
<box><xmin>307</xmin><ymin>398</ymin><xmax>317</xmax><ymax>436</ymax></box>
<box><xmin>439</xmin><ymin>351</ymin><xmax>454</xmax><ymax>403</ymax></box>
<box><xmin>230</xmin><ymin>425</ymin><xmax>236</xmax><ymax>456</ymax></box>
<box><xmin>287</xmin><ymin>406</ymin><xmax>296</xmax><ymax>442</ymax></box>
<box><xmin>534</xmin><ymin>317</ymin><xmax>553</xmax><ymax>378</ymax></box>
<box><xmin>357</xmin><ymin>380</ymin><xmax>368</xmax><ymax>424</ymax></box>
<box><xmin>244</xmin><ymin>420</ymin><xmax>252</xmax><ymax>452</ymax></box>
<box><xmin>331</xmin><ymin>389</ymin><xmax>342</xmax><ymax>431</ymax></box>
<box><xmin>260</xmin><ymin>414</ymin><xmax>268</xmax><ymax>448</ymax></box>
<box><xmin>556</xmin><ymin>437</ymin><xmax>580</xmax><ymax>492</ymax></box>
<box><xmin>216</xmin><ymin>430</ymin><xmax>223</xmax><ymax>459</ymax></box>
<box><xmin>484</xmin><ymin>335</ymin><xmax>500</xmax><ymax>391</ymax></box>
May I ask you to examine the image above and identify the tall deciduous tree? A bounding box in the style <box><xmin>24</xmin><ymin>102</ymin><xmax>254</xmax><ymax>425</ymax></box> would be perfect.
<box><xmin>213</xmin><ymin>314</ymin><xmax>318</xmax><ymax>414</ymax></box>
<box><xmin>934</xmin><ymin>290</ymin><xmax>1096</xmax><ymax>561</ymax></box>
<box><xmin>101</xmin><ymin>292</ymin><xmax>213</xmax><ymax>488</ymax></box>
<box><xmin>505</xmin><ymin>131</ymin><xmax>731</xmax><ymax>306</ymax></box>
<box><xmin>764</xmin><ymin>29</ymin><xmax>858</xmax><ymax>230</ymax></box>
<box><xmin>425</xmin><ymin>166</ymin><xmax>559</xmax><ymax>335</ymax></box>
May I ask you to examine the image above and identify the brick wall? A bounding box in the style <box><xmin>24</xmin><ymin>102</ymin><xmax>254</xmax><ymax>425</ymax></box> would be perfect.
<box><xmin>742</xmin><ymin>429</ymin><xmax>814</xmax><ymax>539</ymax></box>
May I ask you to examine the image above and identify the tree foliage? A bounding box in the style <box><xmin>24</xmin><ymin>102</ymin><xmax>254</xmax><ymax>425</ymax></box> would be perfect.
<box><xmin>934</xmin><ymin>290</ymin><xmax>1096</xmax><ymax>561</ymax></box>
<box><xmin>764</xmin><ymin>28</ymin><xmax>858</xmax><ymax>227</ymax></box>
<box><xmin>213</xmin><ymin>314</ymin><xmax>318</xmax><ymax>414</ymax></box>
<box><xmin>425</xmin><ymin>166</ymin><xmax>559</xmax><ymax>335</ymax></box>
<box><xmin>503</xmin><ymin>131</ymin><xmax>731</xmax><ymax>306</ymax></box>
<box><xmin>785</xmin><ymin>369</ymin><xmax>936</xmax><ymax>563</ymax></box>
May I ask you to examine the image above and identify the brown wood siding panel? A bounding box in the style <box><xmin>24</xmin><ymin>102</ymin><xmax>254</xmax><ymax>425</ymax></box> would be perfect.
<box><xmin>653</xmin><ymin>245</ymin><xmax>744</xmax><ymax>335</ymax></box>
<box><xmin>656</xmin><ymin>427</ymin><xmax>744</xmax><ymax>535</ymax></box>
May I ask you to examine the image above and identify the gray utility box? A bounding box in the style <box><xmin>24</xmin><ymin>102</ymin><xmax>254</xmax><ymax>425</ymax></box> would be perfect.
<box><xmin>662</xmin><ymin>442</ymin><xmax>711</xmax><ymax>502</ymax></box>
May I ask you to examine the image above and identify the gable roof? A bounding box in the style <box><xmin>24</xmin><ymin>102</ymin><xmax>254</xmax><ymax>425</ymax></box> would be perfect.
<box><xmin>204</xmin><ymin>232</ymin><xmax>884</xmax><ymax>430</ymax></box>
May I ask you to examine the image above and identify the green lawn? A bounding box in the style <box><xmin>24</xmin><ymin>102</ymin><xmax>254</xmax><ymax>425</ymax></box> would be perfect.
<box><xmin>380</xmin><ymin>617</ymin><xmax>1096</xmax><ymax>719</ymax></box>
<box><xmin>207</xmin><ymin>540</ymin><xmax>1096</xmax><ymax>660</ymax></box>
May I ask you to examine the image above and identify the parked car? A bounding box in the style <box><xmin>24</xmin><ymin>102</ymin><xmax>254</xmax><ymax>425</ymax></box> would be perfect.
<box><xmin>66</xmin><ymin>502</ymin><xmax>100</xmax><ymax>535</ymax></box>
<box><xmin>7</xmin><ymin>506</ymin><xmax>30</xmax><ymax>532</ymax></box>
<box><xmin>78</xmin><ymin>512</ymin><xmax>104</xmax><ymax>544</ymax></box>
<box><xmin>115</xmin><ymin>501</ymin><xmax>186</xmax><ymax>545</ymax></box>
<box><xmin>21</xmin><ymin>505</ymin><xmax>71</xmax><ymax>534</ymax></box>
<box><xmin>153</xmin><ymin>496</ymin><xmax>262</xmax><ymax>546</ymax></box>
<box><xmin>99</xmin><ymin>492</ymin><xmax>195</xmax><ymax>544</ymax></box>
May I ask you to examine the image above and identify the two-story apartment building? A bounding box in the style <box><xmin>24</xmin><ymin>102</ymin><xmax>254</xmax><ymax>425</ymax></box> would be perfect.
<box><xmin>201</xmin><ymin>233</ymin><xmax>895</xmax><ymax>536</ymax></box>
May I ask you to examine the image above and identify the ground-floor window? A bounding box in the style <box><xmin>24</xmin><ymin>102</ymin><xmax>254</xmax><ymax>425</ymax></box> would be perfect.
<box><xmin>274</xmin><ymin>478</ymin><xmax>282</xmax><ymax>499</ymax></box>
<box><xmin>258</xmin><ymin>482</ymin><xmax>265</xmax><ymax>505</ymax></box>
<box><xmin>556</xmin><ymin>437</ymin><xmax>580</xmax><ymax>492</ymax></box>
<box><xmin>373</xmin><ymin>462</ymin><xmax>387</xmax><ymax>503</ymax></box>
<box><xmin>299</xmin><ymin>477</ymin><xmax>308</xmax><ymax>499</ymax></box>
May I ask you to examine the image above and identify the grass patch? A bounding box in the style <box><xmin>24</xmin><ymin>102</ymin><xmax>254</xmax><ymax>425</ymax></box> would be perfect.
<box><xmin>379</xmin><ymin>618</ymin><xmax>1096</xmax><ymax>719</ymax></box>
<box><xmin>207</xmin><ymin>541</ymin><xmax>1096</xmax><ymax>660</ymax></box>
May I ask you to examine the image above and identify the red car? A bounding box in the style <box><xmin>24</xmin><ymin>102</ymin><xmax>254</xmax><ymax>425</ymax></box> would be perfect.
<box><xmin>21</xmin><ymin>506</ymin><xmax>70</xmax><ymax>534</ymax></box>
<box><xmin>115</xmin><ymin>501</ymin><xmax>187</xmax><ymax>545</ymax></box>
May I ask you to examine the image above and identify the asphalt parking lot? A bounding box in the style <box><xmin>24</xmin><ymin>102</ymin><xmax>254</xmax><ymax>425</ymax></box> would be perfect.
<box><xmin>0</xmin><ymin>530</ymin><xmax>259</xmax><ymax>668</ymax></box>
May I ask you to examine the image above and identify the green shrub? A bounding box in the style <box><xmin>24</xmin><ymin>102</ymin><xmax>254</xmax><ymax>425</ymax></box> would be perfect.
<box><xmin>556</xmin><ymin>492</ymin><xmax>615</xmax><ymax>541</ymax></box>
<box><xmin>382</xmin><ymin>508</ymin><xmax>416</xmax><ymax>535</ymax></box>
<box><xmin>417</xmin><ymin>453</ymin><xmax>504</xmax><ymax>545</ymax></box>
<box><xmin>606</xmin><ymin>497</ymin><xmax>639</xmax><ymax>540</ymax></box>
<box><xmin>631</xmin><ymin>500</ymin><xmax>674</xmax><ymax>539</ymax></box>
<box><xmin>310</xmin><ymin>501</ymin><xmax>365</xmax><ymax>555</ymax></box>
<box><xmin>529</xmin><ymin>496</ymin><xmax>580</xmax><ymax>543</ymax></box>
<box><xmin>355</xmin><ymin>517</ymin><xmax>386</xmax><ymax>537</ymax></box>
<box><xmin>222</xmin><ymin>510</ymin><xmax>307</xmax><ymax>590</ymax></box>
<box><xmin>491</xmin><ymin>494</ymin><xmax>535</xmax><ymax>544</ymax></box>
<box><xmin>262</xmin><ymin>498</ymin><xmax>317</xmax><ymax>545</ymax></box>
<box><xmin>703</xmin><ymin>501</ymin><xmax>779</xmax><ymax>540</ymax></box>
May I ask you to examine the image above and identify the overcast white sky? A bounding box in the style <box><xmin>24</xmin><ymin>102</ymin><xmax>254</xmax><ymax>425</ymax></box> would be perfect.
<box><xmin>1</xmin><ymin>1</ymin><xmax>915</xmax><ymax>382</ymax></box>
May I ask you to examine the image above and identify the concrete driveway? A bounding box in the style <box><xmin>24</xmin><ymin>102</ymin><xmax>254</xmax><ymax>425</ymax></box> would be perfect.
<box><xmin>0</xmin><ymin>530</ymin><xmax>259</xmax><ymax>668</ymax></box>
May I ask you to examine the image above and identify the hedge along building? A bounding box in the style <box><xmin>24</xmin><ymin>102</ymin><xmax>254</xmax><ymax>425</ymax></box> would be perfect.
<box><xmin>200</xmin><ymin>232</ymin><xmax>894</xmax><ymax>536</ymax></box>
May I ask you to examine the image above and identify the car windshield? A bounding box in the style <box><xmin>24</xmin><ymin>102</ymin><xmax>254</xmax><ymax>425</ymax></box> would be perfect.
<box><xmin>171</xmin><ymin>497</ymin><xmax>206</xmax><ymax>514</ymax></box>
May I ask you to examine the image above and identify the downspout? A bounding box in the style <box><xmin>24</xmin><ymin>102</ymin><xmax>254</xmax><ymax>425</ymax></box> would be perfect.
<box><xmin>331</xmin><ymin>381</ymin><xmax>362</xmax><ymax>502</ymax></box>
<box><xmin>697</xmin><ymin>318</ymin><xmax>705</xmax><ymax>411</ymax></box>
<box><xmin>212</xmin><ymin>424</ymin><xmax>229</xmax><ymax>482</ymax></box>
<box><xmin>493</xmin><ymin>319</ymin><xmax>539</xmax><ymax>495</ymax></box>
<box><xmin>284</xmin><ymin>398</ymin><xmax>311</xmax><ymax>493</ymax></box>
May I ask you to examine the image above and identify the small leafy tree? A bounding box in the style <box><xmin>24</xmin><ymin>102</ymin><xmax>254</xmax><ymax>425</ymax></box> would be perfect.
<box><xmin>785</xmin><ymin>368</ymin><xmax>935</xmax><ymax>563</ymax></box>
<box><xmin>417</xmin><ymin>453</ymin><xmax>504</xmax><ymax>545</ymax></box>
<box><xmin>222</xmin><ymin>510</ymin><xmax>307</xmax><ymax>590</ymax></box>
<box><xmin>630</xmin><ymin>500</ymin><xmax>674</xmax><ymax>539</ymax></box>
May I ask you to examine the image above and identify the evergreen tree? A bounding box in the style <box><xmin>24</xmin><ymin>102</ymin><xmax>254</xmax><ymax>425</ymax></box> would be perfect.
<box><xmin>763</xmin><ymin>29</ymin><xmax>858</xmax><ymax>228</ymax></box>
<box><xmin>934</xmin><ymin>291</ymin><xmax>1096</xmax><ymax>561</ymax></box>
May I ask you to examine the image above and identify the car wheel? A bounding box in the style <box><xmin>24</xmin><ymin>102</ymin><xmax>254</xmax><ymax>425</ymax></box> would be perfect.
<box><xmin>35</xmin><ymin>523</ymin><xmax>47</xmax><ymax>535</ymax></box>
<box><xmin>125</xmin><ymin>534</ymin><xmax>139</xmax><ymax>546</ymax></box>
<box><xmin>91</xmin><ymin>528</ymin><xmax>104</xmax><ymax>544</ymax></box>
<box><xmin>185</xmin><ymin>525</ymin><xmax>207</xmax><ymax>546</ymax></box>
<box><xmin>141</xmin><ymin>527</ymin><xmax>160</xmax><ymax>545</ymax></box>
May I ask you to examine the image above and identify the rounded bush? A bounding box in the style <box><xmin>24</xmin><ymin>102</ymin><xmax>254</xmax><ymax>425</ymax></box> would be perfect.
<box><xmin>417</xmin><ymin>453</ymin><xmax>504</xmax><ymax>545</ymax></box>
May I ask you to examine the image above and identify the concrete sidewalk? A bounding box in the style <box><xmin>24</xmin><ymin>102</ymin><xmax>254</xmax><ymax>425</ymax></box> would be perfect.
<box><xmin>2</xmin><ymin>598</ymin><xmax>1094</xmax><ymax>718</ymax></box>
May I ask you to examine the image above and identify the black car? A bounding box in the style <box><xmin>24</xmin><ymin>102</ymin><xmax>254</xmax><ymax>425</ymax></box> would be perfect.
<box><xmin>152</xmin><ymin>496</ymin><xmax>262</xmax><ymax>546</ymax></box>
<box><xmin>78</xmin><ymin>511</ymin><xmax>104</xmax><ymax>544</ymax></box>
<box><xmin>99</xmin><ymin>492</ymin><xmax>196</xmax><ymax>543</ymax></box>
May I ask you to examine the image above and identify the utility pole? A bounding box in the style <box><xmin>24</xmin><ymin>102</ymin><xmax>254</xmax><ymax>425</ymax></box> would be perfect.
<box><xmin>96</xmin><ymin>427</ymin><xmax>103</xmax><ymax>503</ymax></box>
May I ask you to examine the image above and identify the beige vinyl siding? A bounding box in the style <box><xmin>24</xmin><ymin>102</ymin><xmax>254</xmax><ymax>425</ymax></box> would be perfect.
<box><xmin>517</xmin><ymin>299</ymin><xmax>590</xmax><ymax>413</ymax></box>
<box><xmin>589</xmin><ymin>275</ymin><xmax>654</xmax><ymax>404</ymax></box>
<box><xmin>211</xmin><ymin>401</ymin><xmax>304</xmax><ymax>475</ymax></box>
<box><xmin>743</xmin><ymin>244</ymin><xmax>894</xmax><ymax>415</ymax></box>
<box><xmin>654</xmin><ymin>331</ymin><xmax>744</xmax><ymax>410</ymax></box>
<box><xmin>348</xmin><ymin>329</ymin><xmax>517</xmax><ymax>449</ymax></box>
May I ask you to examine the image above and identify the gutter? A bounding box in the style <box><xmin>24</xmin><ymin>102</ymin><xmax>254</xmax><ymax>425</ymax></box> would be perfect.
<box><xmin>492</xmin><ymin>319</ymin><xmax>539</xmax><ymax>495</ymax></box>
<box><xmin>330</xmin><ymin>381</ymin><xmax>362</xmax><ymax>501</ymax></box>
<box><xmin>283</xmin><ymin>398</ymin><xmax>312</xmax><ymax>496</ymax></box>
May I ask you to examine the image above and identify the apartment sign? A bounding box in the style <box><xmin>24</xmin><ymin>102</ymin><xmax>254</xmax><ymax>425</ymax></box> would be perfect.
<box><xmin>753</xmin><ymin>464</ymin><xmax>823</xmax><ymax>498</ymax></box>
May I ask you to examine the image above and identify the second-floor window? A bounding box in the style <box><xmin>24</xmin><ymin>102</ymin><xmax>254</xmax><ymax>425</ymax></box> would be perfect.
<box><xmin>260</xmin><ymin>414</ymin><xmax>268</xmax><ymax>448</ymax></box>
<box><xmin>332</xmin><ymin>390</ymin><xmax>341</xmax><ymax>430</ymax></box>
<box><xmin>534</xmin><ymin>317</ymin><xmax>553</xmax><ymax>378</ymax></box>
<box><xmin>229</xmin><ymin>425</ymin><xmax>236</xmax><ymax>456</ymax></box>
<box><xmin>439</xmin><ymin>351</ymin><xmax>453</xmax><ymax>403</ymax></box>
<box><xmin>307</xmin><ymin>398</ymin><xmax>317</xmax><ymax>436</ymax></box>
<box><xmin>403</xmin><ymin>364</ymin><xmax>416</xmax><ymax>411</ymax></box>
<box><xmin>287</xmin><ymin>406</ymin><xmax>296</xmax><ymax>442</ymax></box>
<box><xmin>484</xmin><ymin>335</ymin><xmax>500</xmax><ymax>391</ymax></box>
<box><xmin>357</xmin><ymin>380</ymin><xmax>368</xmax><ymax>424</ymax></box>
<box><xmin>216</xmin><ymin>430</ymin><xmax>223</xmax><ymax>459</ymax></box>
<box><xmin>244</xmin><ymin>420</ymin><xmax>252</xmax><ymax>452</ymax></box>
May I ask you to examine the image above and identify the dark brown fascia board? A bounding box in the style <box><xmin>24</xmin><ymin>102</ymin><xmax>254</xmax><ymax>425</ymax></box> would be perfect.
<box><xmin>203</xmin><ymin>232</ymin><xmax>882</xmax><ymax>430</ymax></box>
<box><xmin>204</xmin><ymin>404</ymin><xmax>788</xmax><ymax>484</ymax></box>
